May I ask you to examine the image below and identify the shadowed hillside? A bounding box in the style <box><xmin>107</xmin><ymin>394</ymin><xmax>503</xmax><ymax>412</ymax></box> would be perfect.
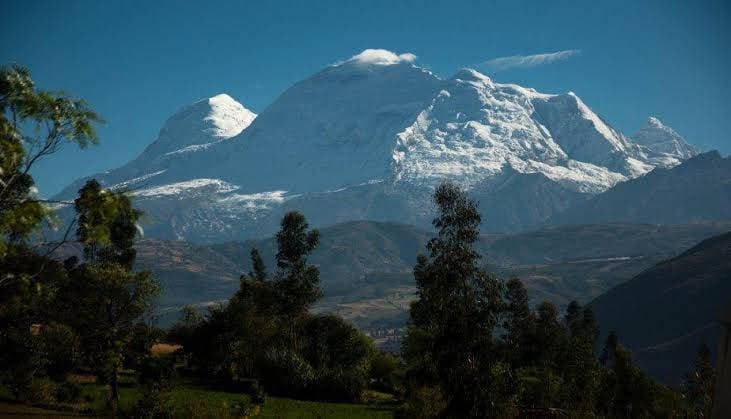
<box><xmin>590</xmin><ymin>232</ymin><xmax>731</xmax><ymax>384</ymax></box>
<box><xmin>548</xmin><ymin>151</ymin><xmax>731</xmax><ymax>226</ymax></box>
<box><xmin>120</xmin><ymin>221</ymin><xmax>731</xmax><ymax>327</ymax></box>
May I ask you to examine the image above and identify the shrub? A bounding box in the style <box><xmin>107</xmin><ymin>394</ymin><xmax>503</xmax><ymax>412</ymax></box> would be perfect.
<box><xmin>130</xmin><ymin>388</ymin><xmax>174</xmax><ymax>419</ymax></box>
<box><xmin>310</xmin><ymin>368</ymin><xmax>367</xmax><ymax>402</ymax></box>
<box><xmin>26</xmin><ymin>377</ymin><xmax>57</xmax><ymax>404</ymax></box>
<box><xmin>126</xmin><ymin>323</ymin><xmax>167</xmax><ymax>370</ymax></box>
<box><xmin>40</xmin><ymin>323</ymin><xmax>80</xmax><ymax>379</ymax></box>
<box><xmin>250</xmin><ymin>381</ymin><xmax>267</xmax><ymax>406</ymax></box>
<box><xmin>56</xmin><ymin>380</ymin><xmax>83</xmax><ymax>403</ymax></box>
<box><xmin>396</xmin><ymin>385</ymin><xmax>446</xmax><ymax>419</ymax></box>
<box><xmin>138</xmin><ymin>355</ymin><xmax>177</xmax><ymax>391</ymax></box>
<box><xmin>370</xmin><ymin>352</ymin><xmax>398</xmax><ymax>391</ymax></box>
<box><xmin>258</xmin><ymin>347</ymin><xmax>314</xmax><ymax>396</ymax></box>
<box><xmin>301</xmin><ymin>314</ymin><xmax>375</xmax><ymax>371</ymax></box>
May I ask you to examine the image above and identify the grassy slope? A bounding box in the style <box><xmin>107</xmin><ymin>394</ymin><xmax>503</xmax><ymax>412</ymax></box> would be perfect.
<box><xmin>0</xmin><ymin>382</ymin><xmax>394</xmax><ymax>419</ymax></box>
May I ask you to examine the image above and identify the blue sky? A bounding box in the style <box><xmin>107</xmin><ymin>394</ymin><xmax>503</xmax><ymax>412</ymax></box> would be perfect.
<box><xmin>3</xmin><ymin>0</ymin><xmax>730</xmax><ymax>196</ymax></box>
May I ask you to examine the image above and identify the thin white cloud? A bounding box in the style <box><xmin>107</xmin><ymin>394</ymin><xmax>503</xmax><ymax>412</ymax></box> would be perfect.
<box><xmin>480</xmin><ymin>49</ymin><xmax>581</xmax><ymax>73</ymax></box>
<box><xmin>338</xmin><ymin>49</ymin><xmax>418</xmax><ymax>66</ymax></box>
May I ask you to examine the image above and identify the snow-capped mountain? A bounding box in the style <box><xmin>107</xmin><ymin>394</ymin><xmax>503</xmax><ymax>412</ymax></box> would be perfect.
<box><xmin>631</xmin><ymin>116</ymin><xmax>699</xmax><ymax>165</ymax></box>
<box><xmin>138</xmin><ymin>93</ymin><xmax>256</xmax><ymax>160</ymax></box>
<box><xmin>56</xmin><ymin>49</ymin><xmax>698</xmax><ymax>242</ymax></box>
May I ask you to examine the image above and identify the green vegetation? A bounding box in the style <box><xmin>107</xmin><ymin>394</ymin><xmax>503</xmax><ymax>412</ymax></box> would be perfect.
<box><xmin>0</xmin><ymin>380</ymin><xmax>394</xmax><ymax>418</ymax></box>
<box><xmin>399</xmin><ymin>182</ymin><xmax>707</xmax><ymax>418</ymax></box>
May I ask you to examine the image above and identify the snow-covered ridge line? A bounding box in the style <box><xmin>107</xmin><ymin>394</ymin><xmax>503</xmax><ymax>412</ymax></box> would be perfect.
<box><xmin>133</xmin><ymin>179</ymin><xmax>239</xmax><ymax>197</ymax></box>
<box><xmin>52</xmin><ymin>49</ymin><xmax>700</xmax><ymax>242</ymax></box>
<box><xmin>110</xmin><ymin>170</ymin><xmax>168</xmax><ymax>191</ymax></box>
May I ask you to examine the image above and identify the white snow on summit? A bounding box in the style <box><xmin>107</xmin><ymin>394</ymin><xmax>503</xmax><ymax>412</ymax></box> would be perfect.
<box><xmin>343</xmin><ymin>49</ymin><xmax>418</xmax><ymax>66</ymax></box>
<box><xmin>631</xmin><ymin>116</ymin><xmax>699</xmax><ymax>163</ymax></box>
<box><xmin>205</xmin><ymin>94</ymin><xmax>257</xmax><ymax>138</ymax></box>
<box><xmin>135</xmin><ymin>93</ymin><xmax>256</xmax><ymax>162</ymax></box>
<box><xmin>392</xmin><ymin>67</ymin><xmax>649</xmax><ymax>192</ymax></box>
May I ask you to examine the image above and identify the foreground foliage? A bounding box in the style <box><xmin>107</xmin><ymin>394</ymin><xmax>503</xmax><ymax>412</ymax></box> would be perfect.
<box><xmin>180</xmin><ymin>212</ymin><xmax>376</xmax><ymax>403</ymax></box>
<box><xmin>401</xmin><ymin>182</ymin><xmax>701</xmax><ymax>418</ymax></box>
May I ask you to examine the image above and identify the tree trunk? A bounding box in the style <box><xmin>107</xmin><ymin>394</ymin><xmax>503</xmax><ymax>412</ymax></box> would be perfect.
<box><xmin>109</xmin><ymin>366</ymin><xmax>119</xmax><ymax>412</ymax></box>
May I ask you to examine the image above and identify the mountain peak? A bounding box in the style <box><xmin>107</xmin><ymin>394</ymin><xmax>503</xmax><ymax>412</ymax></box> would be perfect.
<box><xmin>646</xmin><ymin>116</ymin><xmax>665</xmax><ymax>128</ymax></box>
<box><xmin>452</xmin><ymin>68</ymin><xmax>493</xmax><ymax>84</ymax></box>
<box><xmin>129</xmin><ymin>94</ymin><xmax>256</xmax><ymax>164</ymax></box>
<box><xmin>340</xmin><ymin>48</ymin><xmax>418</xmax><ymax>66</ymax></box>
<box><xmin>204</xmin><ymin>94</ymin><xmax>257</xmax><ymax>139</ymax></box>
<box><xmin>631</xmin><ymin>116</ymin><xmax>698</xmax><ymax>161</ymax></box>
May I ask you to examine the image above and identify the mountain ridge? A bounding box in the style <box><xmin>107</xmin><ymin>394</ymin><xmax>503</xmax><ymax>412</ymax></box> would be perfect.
<box><xmin>54</xmin><ymin>49</ymin><xmax>700</xmax><ymax>241</ymax></box>
<box><xmin>547</xmin><ymin>151</ymin><xmax>731</xmax><ymax>226</ymax></box>
<box><xmin>590</xmin><ymin>231</ymin><xmax>731</xmax><ymax>384</ymax></box>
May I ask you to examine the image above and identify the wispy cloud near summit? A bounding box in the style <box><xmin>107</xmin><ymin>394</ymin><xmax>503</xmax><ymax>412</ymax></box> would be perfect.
<box><xmin>479</xmin><ymin>49</ymin><xmax>581</xmax><ymax>73</ymax></box>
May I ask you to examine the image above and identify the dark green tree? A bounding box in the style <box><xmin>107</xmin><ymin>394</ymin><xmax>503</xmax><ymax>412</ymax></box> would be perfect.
<box><xmin>403</xmin><ymin>182</ymin><xmax>507</xmax><ymax>417</ymax></box>
<box><xmin>69</xmin><ymin>263</ymin><xmax>159</xmax><ymax>410</ymax></box>
<box><xmin>273</xmin><ymin>211</ymin><xmax>321</xmax><ymax>317</ymax></box>
<box><xmin>248</xmin><ymin>247</ymin><xmax>267</xmax><ymax>282</ymax></box>
<box><xmin>581</xmin><ymin>307</ymin><xmax>599</xmax><ymax>343</ymax></box>
<box><xmin>0</xmin><ymin>233</ymin><xmax>70</xmax><ymax>398</ymax></box>
<box><xmin>168</xmin><ymin>305</ymin><xmax>203</xmax><ymax>349</ymax></box>
<box><xmin>0</xmin><ymin>65</ymin><xmax>100</xmax><ymax>259</ymax></box>
<box><xmin>560</xmin><ymin>301</ymin><xmax>600</xmax><ymax>413</ymax></box>
<box><xmin>502</xmin><ymin>277</ymin><xmax>534</xmax><ymax>366</ymax></box>
<box><xmin>533</xmin><ymin>301</ymin><xmax>564</xmax><ymax>368</ymax></box>
<box><xmin>564</xmin><ymin>300</ymin><xmax>582</xmax><ymax>337</ymax></box>
<box><xmin>74</xmin><ymin>179</ymin><xmax>140</xmax><ymax>268</ymax></box>
<box><xmin>271</xmin><ymin>211</ymin><xmax>320</xmax><ymax>352</ymax></box>
<box><xmin>683</xmin><ymin>343</ymin><xmax>715</xmax><ymax>417</ymax></box>
<box><xmin>600</xmin><ymin>330</ymin><xmax>619</xmax><ymax>368</ymax></box>
<box><xmin>1</xmin><ymin>68</ymin><xmax>100</xmax><ymax>396</ymax></box>
<box><xmin>60</xmin><ymin>181</ymin><xmax>157</xmax><ymax>411</ymax></box>
<box><xmin>300</xmin><ymin>314</ymin><xmax>375</xmax><ymax>401</ymax></box>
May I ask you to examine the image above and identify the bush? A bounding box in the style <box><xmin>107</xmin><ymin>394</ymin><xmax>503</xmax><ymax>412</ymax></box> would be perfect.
<box><xmin>310</xmin><ymin>368</ymin><xmax>367</xmax><ymax>402</ymax></box>
<box><xmin>396</xmin><ymin>385</ymin><xmax>446</xmax><ymax>419</ymax></box>
<box><xmin>258</xmin><ymin>347</ymin><xmax>314</xmax><ymax>396</ymax></box>
<box><xmin>55</xmin><ymin>380</ymin><xmax>83</xmax><ymax>403</ymax></box>
<box><xmin>40</xmin><ymin>323</ymin><xmax>80</xmax><ymax>378</ymax></box>
<box><xmin>130</xmin><ymin>388</ymin><xmax>174</xmax><ymax>419</ymax></box>
<box><xmin>301</xmin><ymin>314</ymin><xmax>375</xmax><ymax>371</ymax></box>
<box><xmin>370</xmin><ymin>352</ymin><xmax>398</xmax><ymax>391</ymax></box>
<box><xmin>26</xmin><ymin>377</ymin><xmax>57</xmax><ymax>404</ymax></box>
<box><xmin>250</xmin><ymin>381</ymin><xmax>267</xmax><ymax>406</ymax></box>
<box><xmin>126</xmin><ymin>323</ymin><xmax>166</xmax><ymax>370</ymax></box>
<box><xmin>138</xmin><ymin>355</ymin><xmax>177</xmax><ymax>391</ymax></box>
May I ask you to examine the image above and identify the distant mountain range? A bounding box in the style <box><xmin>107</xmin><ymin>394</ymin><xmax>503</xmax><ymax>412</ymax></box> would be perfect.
<box><xmin>590</xmin><ymin>232</ymin><xmax>731</xmax><ymax>384</ymax></box>
<box><xmin>548</xmin><ymin>150</ymin><xmax>731</xmax><ymax>226</ymax></box>
<box><xmin>54</xmin><ymin>49</ymin><xmax>704</xmax><ymax>242</ymax></box>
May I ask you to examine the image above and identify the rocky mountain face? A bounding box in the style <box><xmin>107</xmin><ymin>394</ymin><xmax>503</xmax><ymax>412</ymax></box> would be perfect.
<box><xmin>56</xmin><ymin>49</ymin><xmax>699</xmax><ymax>242</ymax></box>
